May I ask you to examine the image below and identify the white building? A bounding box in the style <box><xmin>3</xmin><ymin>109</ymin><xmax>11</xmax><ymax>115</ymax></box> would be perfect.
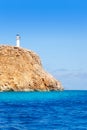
<box><xmin>16</xmin><ymin>34</ymin><xmax>20</xmax><ymax>47</ymax></box>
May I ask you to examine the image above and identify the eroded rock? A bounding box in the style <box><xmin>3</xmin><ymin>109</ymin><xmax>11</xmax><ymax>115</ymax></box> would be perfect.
<box><xmin>0</xmin><ymin>45</ymin><xmax>63</xmax><ymax>91</ymax></box>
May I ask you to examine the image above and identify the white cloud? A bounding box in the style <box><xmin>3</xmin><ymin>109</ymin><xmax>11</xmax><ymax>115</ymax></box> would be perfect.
<box><xmin>52</xmin><ymin>69</ymin><xmax>87</xmax><ymax>90</ymax></box>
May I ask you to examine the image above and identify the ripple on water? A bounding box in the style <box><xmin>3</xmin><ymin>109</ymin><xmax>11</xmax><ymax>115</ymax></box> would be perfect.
<box><xmin>0</xmin><ymin>91</ymin><xmax>87</xmax><ymax>130</ymax></box>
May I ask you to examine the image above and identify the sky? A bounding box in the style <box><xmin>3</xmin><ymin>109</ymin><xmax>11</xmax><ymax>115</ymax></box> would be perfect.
<box><xmin>0</xmin><ymin>0</ymin><xmax>87</xmax><ymax>90</ymax></box>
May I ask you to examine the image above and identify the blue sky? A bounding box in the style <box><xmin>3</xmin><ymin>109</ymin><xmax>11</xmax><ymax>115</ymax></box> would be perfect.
<box><xmin>0</xmin><ymin>0</ymin><xmax>87</xmax><ymax>90</ymax></box>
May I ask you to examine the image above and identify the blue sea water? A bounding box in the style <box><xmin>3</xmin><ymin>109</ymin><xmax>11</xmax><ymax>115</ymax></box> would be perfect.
<box><xmin>0</xmin><ymin>91</ymin><xmax>87</xmax><ymax>130</ymax></box>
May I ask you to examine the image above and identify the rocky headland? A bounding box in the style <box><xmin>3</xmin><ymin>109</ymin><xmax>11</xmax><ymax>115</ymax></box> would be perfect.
<box><xmin>0</xmin><ymin>45</ymin><xmax>63</xmax><ymax>91</ymax></box>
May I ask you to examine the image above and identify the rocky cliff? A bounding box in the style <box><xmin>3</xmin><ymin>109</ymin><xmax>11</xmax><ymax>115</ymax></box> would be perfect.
<box><xmin>0</xmin><ymin>45</ymin><xmax>63</xmax><ymax>91</ymax></box>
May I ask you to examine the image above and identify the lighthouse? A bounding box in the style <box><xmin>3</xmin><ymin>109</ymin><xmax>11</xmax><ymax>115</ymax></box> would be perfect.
<box><xmin>16</xmin><ymin>34</ymin><xmax>20</xmax><ymax>47</ymax></box>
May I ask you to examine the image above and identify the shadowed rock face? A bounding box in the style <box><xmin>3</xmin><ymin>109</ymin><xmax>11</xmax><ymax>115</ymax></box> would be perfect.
<box><xmin>0</xmin><ymin>45</ymin><xmax>63</xmax><ymax>91</ymax></box>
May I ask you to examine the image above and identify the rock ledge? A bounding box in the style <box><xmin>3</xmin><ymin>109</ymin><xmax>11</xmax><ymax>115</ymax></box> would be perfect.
<box><xmin>0</xmin><ymin>45</ymin><xmax>63</xmax><ymax>91</ymax></box>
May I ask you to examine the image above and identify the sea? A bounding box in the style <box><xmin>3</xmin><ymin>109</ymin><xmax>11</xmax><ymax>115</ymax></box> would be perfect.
<box><xmin>0</xmin><ymin>91</ymin><xmax>87</xmax><ymax>130</ymax></box>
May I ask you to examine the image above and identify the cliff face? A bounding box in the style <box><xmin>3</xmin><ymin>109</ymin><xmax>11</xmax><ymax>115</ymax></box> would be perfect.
<box><xmin>0</xmin><ymin>45</ymin><xmax>63</xmax><ymax>91</ymax></box>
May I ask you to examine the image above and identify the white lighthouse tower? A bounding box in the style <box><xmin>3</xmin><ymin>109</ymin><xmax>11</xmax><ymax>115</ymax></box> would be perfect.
<box><xmin>16</xmin><ymin>34</ymin><xmax>20</xmax><ymax>47</ymax></box>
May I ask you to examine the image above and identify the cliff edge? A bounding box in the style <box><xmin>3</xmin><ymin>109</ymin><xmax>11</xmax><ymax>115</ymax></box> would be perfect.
<box><xmin>0</xmin><ymin>45</ymin><xmax>63</xmax><ymax>91</ymax></box>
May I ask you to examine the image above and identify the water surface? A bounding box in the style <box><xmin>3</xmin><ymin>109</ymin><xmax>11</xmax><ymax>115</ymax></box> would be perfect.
<box><xmin>0</xmin><ymin>91</ymin><xmax>87</xmax><ymax>130</ymax></box>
